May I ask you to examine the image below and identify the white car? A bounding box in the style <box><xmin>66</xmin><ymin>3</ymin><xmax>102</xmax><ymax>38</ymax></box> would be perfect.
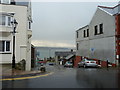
<box><xmin>64</xmin><ymin>61</ymin><xmax>73</xmax><ymax>67</ymax></box>
<box><xmin>78</xmin><ymin>59</ymin><xmax>98</xmax><ymax>68</ymax></box>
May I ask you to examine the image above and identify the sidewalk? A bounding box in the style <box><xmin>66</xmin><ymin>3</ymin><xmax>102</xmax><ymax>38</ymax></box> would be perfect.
<box><xmin>0</xmin><ymin>65</ymin><xmax>42</xmax><ymax>79</ymax></box>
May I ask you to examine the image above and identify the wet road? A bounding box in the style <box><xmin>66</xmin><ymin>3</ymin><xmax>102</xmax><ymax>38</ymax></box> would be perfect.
<box><xmin>2</xmin><ymin>65</ymin><xmax>120</xmax><ymax>88</ymax></box>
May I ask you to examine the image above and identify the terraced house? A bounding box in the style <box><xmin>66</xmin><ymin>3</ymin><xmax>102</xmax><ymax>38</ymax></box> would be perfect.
<box><xmin>0</xmin><ymin>0</ymin><xmax>32</xmax><ymax>71</ymax></box>
<box><xmin>75</xmin><ymin>3</ymin><xmax>120</xmax><ymax>67</ymax></box>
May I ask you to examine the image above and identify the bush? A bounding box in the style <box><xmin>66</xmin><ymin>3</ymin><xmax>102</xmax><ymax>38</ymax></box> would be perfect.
<box><xmin>16</xmin><ymin>59</ymin><xmax>26</xmax><ymax>70</ymax></box>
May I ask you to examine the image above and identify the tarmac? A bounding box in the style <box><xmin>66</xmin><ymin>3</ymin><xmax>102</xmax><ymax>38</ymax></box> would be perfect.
<box><xmin>0</xmin><ymin>65</ymin><xmax>44</xmax><ymax>79</ymax></box>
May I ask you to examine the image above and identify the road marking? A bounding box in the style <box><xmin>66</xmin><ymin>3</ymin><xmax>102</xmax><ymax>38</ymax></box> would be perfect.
<box><xmin>0</xmin><ymin>72</ymin><xmax>54</xmax><ymax>81</ymax></box>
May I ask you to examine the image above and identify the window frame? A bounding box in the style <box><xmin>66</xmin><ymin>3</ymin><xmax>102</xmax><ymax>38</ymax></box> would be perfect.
<box><xmin>0</xmin><ymin>40</ymin><xmax>11</xmax><ymax>53</ymax></box>
<box><xmin>76</xmin><ymin>31</ymin><xmax>79</xmax><ymax>38</ymax></box>
<box><xmin>7</xmin><ymin>16</ymin><xmax>12</xmax><ymax>26</ymax></box>
<box><xmin>83</xmin><ymin>29</ymin><xmax>89</xmax><ymax>38</ymax></box>
<box><xmin>94</xmin><ymin>25</ymin><xmax>98</xmax><ymax>35</ymax></box>
<box><xmin>0</xmin><ymin>15</ymin><xmax>12</xmax><ymax>27</ymax></box>
<box><xmin>99</xmin><ymin>23</ymin><xmax>103</xmax><ymax>34</ymax></box>
<box><xmin>83</xmin><ymin>30</ymin><xmax>86</xmax><ymax>38</ymax></box>
<box><xmin>77</xmin><ymin>43</ymin><xmax>79</xmax><ymax>50</ymax></box>
<box><xmin>87</xmin><ymin>29</ymin><xmax>89</xmax><ymax>37</ymax></box>
<box><xmin>28</xmin><ymin>21</ymin><xmax>32</xmax><ymax>30</ymax></box>
<box><xmin>1</xmin><ymin>0</ymin><xmax>11</xmax><ymax>4</ymax></box>
<box><xmin>1</xmin><ymin>15</ymin><xmax>6</xmax><ymax>25</ymax></box>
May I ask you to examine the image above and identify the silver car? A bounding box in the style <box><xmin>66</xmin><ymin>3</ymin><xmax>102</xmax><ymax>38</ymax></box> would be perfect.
<box><xmin>78</xmin><ymin>59</ymin><xmax>98</xmax><ymax>68</ymax></box>
<box><xmin>64</xmin><ymin>61</ymin><xmax>73</xmax><ymax>67</ymax></box>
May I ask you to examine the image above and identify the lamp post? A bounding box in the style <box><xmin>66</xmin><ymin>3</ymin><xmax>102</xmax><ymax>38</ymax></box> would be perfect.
<box><xmin>11</xmin><ymin>19</ymin><xmax>18</xmax><ymax>69</ymax></box>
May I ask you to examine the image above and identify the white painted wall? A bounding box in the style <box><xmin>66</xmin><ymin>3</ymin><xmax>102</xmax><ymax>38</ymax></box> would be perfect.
<box><xmin>0</xmin><ymin>4</ymin><xmax>32</xmax><ymax>71</ymax></box>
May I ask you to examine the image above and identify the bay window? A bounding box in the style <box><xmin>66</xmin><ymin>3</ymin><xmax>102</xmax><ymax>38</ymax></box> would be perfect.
<box><xmin>0</xmin><ymin>15</ymin><xmax>12</xmax><ymax>27</ymax></box>
<box><xmin>0</xmin><ymin>0</ymin><xmax>11</xmax><ymax>4</ymax></box>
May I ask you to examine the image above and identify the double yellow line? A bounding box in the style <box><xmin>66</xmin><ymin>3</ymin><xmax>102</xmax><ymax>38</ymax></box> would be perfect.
<box><xmin>0</xmin><ymin>72</ymin><xmax>54</xmax><ymax>81</ymax></box>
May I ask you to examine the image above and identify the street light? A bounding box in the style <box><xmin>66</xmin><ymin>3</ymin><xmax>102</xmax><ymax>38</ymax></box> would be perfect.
<box><xmin>11</xmin><ymin>19</ymin><xmax>18</xmax><ymax>69</ymax></box>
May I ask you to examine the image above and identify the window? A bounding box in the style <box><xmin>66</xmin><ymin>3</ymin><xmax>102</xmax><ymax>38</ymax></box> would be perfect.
<box><xmin>94</xmin><ymin>25</ymin><xmax>98</xmax><ymax>35</ymax></box>
<box><xmin>1</xmin><ymin>0</ymin><xmax>11</xmax><ymax>4</ymax></box>
<box><xmin>0</xmin><ymin>15</ymin><xmax>12</xmax><ymax>26</ymax></box>
<box><xmin>0</xmin><ymin>41</ymin><xmax>10</xmax><ymax>52</ymax></box>
<box><xmin>6</xmin><ymin>41</ymin><xmax>10</xmax><ymax>51</ymax></box>
<box><xmin>83</xmin><ymin>30</ymin><xmax>86</xmax><ymax>37</ymax></box>
<box><xmin>28</xmin><ymin>22</ymin><xmax>31</xmax><ymax>29</ymax></box>
<box><xmin>76</xmin><ymin>31</ymin><xmax>79</xmax><ymax>38</ymax></box>
<box><xmin>2</xmin><ymin>15</ymin><xmax>6</xmax><ymax>25</ymax></box>
<box><xmin>99</xmin><ymin>23</ymin><xmax>103</xmax><ymax>34</ymax></box>
<box><xmin>8</xmin><ymin>16</ymin><xmax>11</xmax><ymax>26</ymax></box>
<box><xmin>83</xmin><ymin>29</ymin><xmax>89</xmax><ymax>38</ymax></box>
<box><xmin>87</xmin><ymin>29</ymin><xmax>89</xmax><ymax>37</ymax></box>
<box><xmin>94</xmin><ymin>24</ymin><xmax>103</xmax><ymax>35</ymax></box>
<box><xmin>77</xmin><ymin>43</ymin><xmax>79</xmax><ymax>50</ymax></box>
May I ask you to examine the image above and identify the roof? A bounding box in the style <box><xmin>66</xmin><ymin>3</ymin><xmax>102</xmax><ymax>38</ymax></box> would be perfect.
<box><xmin>76</xmin><ymin>25</ymin><xmax>88</xmax><ymax>32</ymax></box>
<box><xmin>76</xmin><ymin>3</ymin><xmax>120</xmax><ymax>32</ymax></box>
<box><xmin>65</xmin><ymin>54</ymin><xmax>75</xmax><ymax>60</ymax></box>
<box><xmin>98</xmin><ymin>4</ymin><xmax>120</xmax><ymax>15</ymax></box>
<box><xmin>55</xmin><ymin>51</ymin><xmax>76</xmax><ymax>56</ymax></box>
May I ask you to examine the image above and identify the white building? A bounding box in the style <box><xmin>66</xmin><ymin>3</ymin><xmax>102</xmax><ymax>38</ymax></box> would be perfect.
<box><xmin>76</xmin><ymin>3</ymin><xmax>120</xmax><ymax>67</ymax></box>
<box><xmin>0</xmin><ymin>0</ymin><xmax>32</xmax><ymax>71</ymax></box>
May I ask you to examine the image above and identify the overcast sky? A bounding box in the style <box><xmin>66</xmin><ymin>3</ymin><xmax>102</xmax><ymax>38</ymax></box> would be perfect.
<box><xmin>31</xmin><ymin>0</ymin><xmax>119</xmax><ymax>48</ymax></box>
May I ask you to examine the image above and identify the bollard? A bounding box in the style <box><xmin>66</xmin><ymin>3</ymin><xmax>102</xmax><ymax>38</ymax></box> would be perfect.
<box><xmin>40</xmin><ymin>67</ymin><xmax>46</xmax><ymax>72</ymax></box>
<box><xmin>107</xmin><ymin>60</ymin><xmax>108</xmax><ymax>68</ymax></box>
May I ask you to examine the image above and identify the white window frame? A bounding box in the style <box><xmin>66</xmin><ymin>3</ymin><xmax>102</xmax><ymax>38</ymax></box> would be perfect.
<box><xmin>99</xmin><ymin>23</ymin><xmax>103</xmax><ymax>34</ymax></box>
<box><xmin>1</xmin><ymin>0</ymin><xmax>11</xmax><ymax>4</ymax></box>
<box><xmin>7</xmin><ymin>16</ymin><xmax>12</xmax><ymax>26</ymax></box>
<box><xmin>0</xmin><ymin>15</ymin><xmax>12</xmax><ymax>27</ymax></box>
<box><xmin>0</xmin><ymin>40</ymin><xmax>11</xmax><ymax>53</ymax></box>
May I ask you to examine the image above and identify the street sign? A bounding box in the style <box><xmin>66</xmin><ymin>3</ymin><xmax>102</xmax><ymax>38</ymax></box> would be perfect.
<box><xmin>90</xmin><ymin>48</ymin><xmax>95</xmax><ymax>52</ymax></box>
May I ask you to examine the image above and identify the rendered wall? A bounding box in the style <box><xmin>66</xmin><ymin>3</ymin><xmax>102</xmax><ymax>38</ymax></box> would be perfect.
<box><xmin>0</xmin><ymin>4</ymin><xmax>32</xmax><ymax>71</ymax></box>
<box><xmin>76</xmin><ymin>8</ymin><xmax>116</xmax><ymax>64</ymax></box>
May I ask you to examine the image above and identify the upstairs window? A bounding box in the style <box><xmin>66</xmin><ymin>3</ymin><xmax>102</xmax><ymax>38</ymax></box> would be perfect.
<box><xmin>28</xmin><ymin>21</ymin><xmax>31</xmax><ymax>30</ymax></box>
<box><xmin>0</xmin><ymin>41</ymin><xmax>10</xmax><ymax>52</ymax></box>
<box><xmin>1</xmin><ymin>0</ymin><xmax>11</xmax><ymax>4</ymax></box>
<box><xmin>87</xmin><ymin>29</ymin><xmax>89</xmax><ymax>37</ymax></box>
<box><xmin>94</xmin><ymin>25</ymin><xmax>98</xmax><ymax>35</ymax></box>
<box><xmin>94</xmin><ymin>24</ymin><xmax>103</xmax><ymax>35</ymax></box>
<box><xmin>0</xmin><ymin>15</ymin><xmax>6</xmax><ymax>25</ymax></box>
<box><xmin>8</xmin><ymin>16</ymin><xmax>11</xmax><ymax>26</ymax></box>
<box><xmin>99</xmin><ymin>23</ymin><xmax>103</xmax><ymax>34</ymax></box>
<box><xmin>76</xmin><ymin>31</ymin><xmax>79</xmax><ymax>38</ymax></box>
<box><xmin>77</xmin><ymin>43</ymin><xmax>79</xmax><ymax>50</ymax></box>
<box><xmin>0</xmin><ymin>15</ymin><xmax>12</xmax><ymax>27</ymax></box>
<box><xmin>83</xmin><ymin>29</ymin><xmax>89</xmax><ymax>38</ymax></box>
<box><xmin>83</xmin><ymin>30</ymin><xmax>86</xmax><ymax>38</ymax></box>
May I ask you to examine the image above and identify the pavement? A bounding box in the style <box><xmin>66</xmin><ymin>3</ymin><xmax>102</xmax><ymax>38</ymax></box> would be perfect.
<box><xmin>0</xmin><ymin>65</ymin><xmax>44</xmax><ymax>79</ymax></box>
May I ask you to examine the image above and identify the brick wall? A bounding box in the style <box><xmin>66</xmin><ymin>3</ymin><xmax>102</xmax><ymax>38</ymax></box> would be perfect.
<box><xmin>74</xmin><ymin>56</ymin><xmax>82</xmax><ymax>67</ymax></box>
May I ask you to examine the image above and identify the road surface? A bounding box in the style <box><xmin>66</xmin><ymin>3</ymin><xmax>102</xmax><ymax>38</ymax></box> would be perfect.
<box><xmin>1</xmin><ymin>65</ymin><xmax>120</xmax><ymax>88</ymax></box>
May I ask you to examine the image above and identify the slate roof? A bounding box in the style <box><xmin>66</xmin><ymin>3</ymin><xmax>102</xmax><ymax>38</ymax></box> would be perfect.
<box><xmin>65</xmin><ymin>54</ymin><xmax>75</xmax><ymax>60</ymax></box>
<box><xmin>98</xmin><ymin>4</ymin><xmax>120</xmax><ymax>15</ymax></box>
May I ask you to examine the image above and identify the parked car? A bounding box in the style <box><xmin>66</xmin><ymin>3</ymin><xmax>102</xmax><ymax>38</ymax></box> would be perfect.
<box><xmin>78</xmin><ymin>59</ymin><xmax>98</xmax><ymax>68</ymax></box>
<box><xmin>38</xmin><ymin>63</ymin><xmax>46</xmax><ymax>72</ymax></box>
<box><xmin>48</xmin><ymin>62</ymin><xmax>55</xmax><ymax>66</ymax></box>
<box><xmin>64</xmin><ymin>61</ymin><xmax>73</xmax><ymax>67</ymax></box>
